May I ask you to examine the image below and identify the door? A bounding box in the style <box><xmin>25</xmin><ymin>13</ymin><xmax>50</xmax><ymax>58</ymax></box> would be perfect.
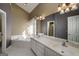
<box><xmin>49</xmin><ymin>22</ymin><xmax>53</xmax><ymax>36</ymax></box>
<box><xmin>0</xmin><ymin>15</ymin><xmax>2</xmax><ymax>53</ymax></box>
<box><xmin>68</xmin><ymin>17</ymin><xmax>73</xmax><ymax>41</ymax></box>
<box><xmin>68</xmin><ymin>15</ymin><xmax>79</xmax><ymax>43</ymax></box>
<box><xmin>76</xmin><ymin>16</ymin><xmax>79</xmax><ymax>42</ymax></box>
<box><xmin>47</xmin><ymin>21</ymin><xmax>55</xmax><ymax>36</ymax></box>
<box><xmin>0</xmin><ymin>9</ymin><xmax>6</xmax><ymax>54</ymax></box>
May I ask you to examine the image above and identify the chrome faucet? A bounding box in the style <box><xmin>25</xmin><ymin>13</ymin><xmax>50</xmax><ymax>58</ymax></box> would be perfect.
<box><xmin>62</xmin><ymin>42</ymin><xmax>66</xmax><ymax>46</ymax></box>
<box><xmin>62</xmin><ymin>40</ymin><xmax>68</xmax><ymax>47</ymax></box>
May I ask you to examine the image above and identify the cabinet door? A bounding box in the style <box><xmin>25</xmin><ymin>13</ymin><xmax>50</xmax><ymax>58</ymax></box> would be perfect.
<box><xmin>68</xmin><ymin>16</ymin><xmax>77</xmax><ymax>42</ymax></box>
<box><xmin>68</xmin><ymin>17</ymin><xmax>73</xmax><ymax>41</ymax></box>
<box><xmin>31</xmin><ymin>39</ymin><xmax>45</xmax><ymax>56</ymax></box>
<box><xmin>72</xmin><ymin>16</ymin><xmax>77</xmax><ymax>42</ymax></box>
<box><xmin>76</xmin><ymin>16</ymin><xmax>79</xmax><ymax>42</ymax></box>
<box><xmin>31</xmin><ymin>39</ymin><xmax>37</xmax><ymax>54</ymax></box>
<box><xmin>68</xmin><ymin>15</ymin><xmax>79</xmax><ymax>43</ymax></box>
<box><xmin>36</xmin><ymin>42</ymin><xmax>45</xmax><ymax>56</ymax></box>
<box><xmin>45</xmin><ymin>47</ymin><xmax>61</xmax><ymax>56</ymax></box>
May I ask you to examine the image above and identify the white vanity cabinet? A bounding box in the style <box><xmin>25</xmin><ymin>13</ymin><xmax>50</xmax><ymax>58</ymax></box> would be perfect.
<box><xmin>31</xmin><ymin>38</ymin><xmax>61</xmax><ymax>56</ymax></box>
<box><xmin>45</xmin><ymin>47</ymin><xmax>61</xmax><ymax>56</ymax></box>
<box><xmin>31</xmin><ymin>36</ymin><xmax>79</xmax><ymax>56</ymax></box>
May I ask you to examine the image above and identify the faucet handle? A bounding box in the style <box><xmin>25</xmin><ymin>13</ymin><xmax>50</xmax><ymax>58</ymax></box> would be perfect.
<box><xmin>66</xmin><ymin>40</ymin><xmax>68</xmax><ymax>42</ymax></box>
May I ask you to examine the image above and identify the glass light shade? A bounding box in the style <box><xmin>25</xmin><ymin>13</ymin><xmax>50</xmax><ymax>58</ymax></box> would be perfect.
<box><xmin>42</xmin><ymin>17</ymin><xmax>45</xmax><ymax>20</ymax></box>
<box><xmin>60</xmin><ymin>10</ymin><xmax>64</xmax><ymax>14</ymax></box>
<box><xmin>39</xmin><ymin>16</ymin><xmax>42</xmax><ymax>19</ymax></box>
<box><xmin>36</xmin><ymin>17</ymin><xmax>40</xmax><ymax>20</ymax></box>
<box><xmin>62</xmin><ymin>3</ymin><xmax>66</xmax><ymax>7</ymax></box>
<box><xmin>65</xmin><ymin>8</ymin><xmax>70</xmax><ymax>13</ymax></box>
<box><xmin>58</xmin><ymin>6</ymin><xmax>61</xmax><ymax>11</ymax></box>
<box><xmin>71</xmin><ymin>4</ymin><xmax>78</xmax><ymax>10</ymax></box>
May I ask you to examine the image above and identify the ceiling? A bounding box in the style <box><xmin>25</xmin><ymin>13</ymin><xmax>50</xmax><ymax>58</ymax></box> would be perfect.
<box><xmin>16</xmin><ymin>3</ymin><xmax>39</xmax><ymax>13</ymax></box>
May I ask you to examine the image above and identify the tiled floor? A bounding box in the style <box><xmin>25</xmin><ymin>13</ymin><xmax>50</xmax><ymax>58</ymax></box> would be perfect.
<box><xmin>6</xmin><ymin>39</ymin><xmax>35</xmax><ymax>56</ymax></box>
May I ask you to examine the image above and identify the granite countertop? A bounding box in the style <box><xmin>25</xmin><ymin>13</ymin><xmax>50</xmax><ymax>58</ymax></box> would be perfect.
<box><xmin>31</xmin><ymin>35</ymin><xmax>79</xmax><ymax>56</ymax></box>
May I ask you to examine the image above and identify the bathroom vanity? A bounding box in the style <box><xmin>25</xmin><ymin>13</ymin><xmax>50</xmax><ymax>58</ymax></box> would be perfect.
<box><xmin>31</xmin><ymin>35</ymin><xmax>79</xmax><ymax>56</ymax></box>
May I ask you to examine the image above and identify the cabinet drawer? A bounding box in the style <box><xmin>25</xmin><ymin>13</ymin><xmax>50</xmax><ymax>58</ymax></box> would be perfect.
<box><xmin>45</xmin><ymin>48</ymin><xmax>61</xmax><ymax>56</ymax></box>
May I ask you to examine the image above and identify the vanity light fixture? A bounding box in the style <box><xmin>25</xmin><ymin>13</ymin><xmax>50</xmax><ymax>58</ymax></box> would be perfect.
<box><xmin>35</xmin><ymin>16</ymin><xmax>45</xmax><ymax>20</ymax></box>
<box><xmin>58</xmin><ymin>3</ymin><xmax>78</xmax><ymax>14</ymax></box>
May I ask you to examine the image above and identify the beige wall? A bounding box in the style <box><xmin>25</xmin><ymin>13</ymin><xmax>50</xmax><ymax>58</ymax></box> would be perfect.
<box><xmin>11</xmin><ymin>4</ymin><xmax>29</xmax><ymax>35</ymax></box>
<box><xmin>30</xmin><ymin>3</ymin><xmax>58</xmax><ymax>19</ymax></box>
